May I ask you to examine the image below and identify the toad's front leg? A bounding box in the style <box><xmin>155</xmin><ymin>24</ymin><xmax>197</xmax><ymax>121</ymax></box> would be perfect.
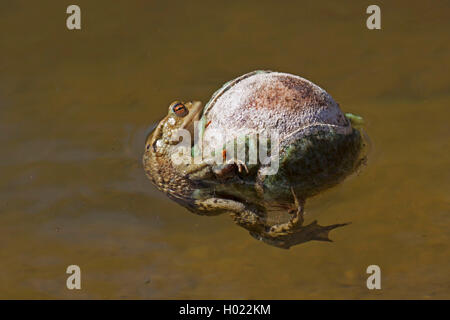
<box><xmin>212</xmin><ymin>159</ymin><xmax>249</xmax><ymax>179</ymax></box>
<box><xmin>179</xmin><ymin>159</ymin><xmax>251</xmax><ymax>182</ymax></box>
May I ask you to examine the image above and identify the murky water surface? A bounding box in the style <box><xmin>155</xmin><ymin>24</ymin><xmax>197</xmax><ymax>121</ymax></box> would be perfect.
<box><xmin>0</xmin><ymin>0</ymin><xmax>449</xmax><ymax>298</ymax></box>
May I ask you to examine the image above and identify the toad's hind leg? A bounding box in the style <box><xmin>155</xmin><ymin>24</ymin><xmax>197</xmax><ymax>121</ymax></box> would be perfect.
<box><xmin>268</xmin><ymin>187</ymin><xmax>305</xmax><ymax>235</ymax></box>
<box><xmin>194</xmin><ymin>194</ymin><xmax>349</xmax><ymax>250</ymax></box>
<box><xmin>195</xmin><ymin>197</ymin><xmax>267</xmax><ymax>233</ymax></box>
<box><xmin>251</xmin><ymin>187</ymin><xmax>350</xmax><ymax>249</ymax></box>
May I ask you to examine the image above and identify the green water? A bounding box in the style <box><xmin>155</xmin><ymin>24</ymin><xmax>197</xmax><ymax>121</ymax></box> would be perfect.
<box><xmin>0</xmin><ymin>0</ymin><xmax>449</xmax><ymax>298</ymax></box>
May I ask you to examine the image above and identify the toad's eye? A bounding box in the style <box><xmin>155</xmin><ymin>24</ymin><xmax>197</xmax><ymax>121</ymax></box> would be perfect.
<box><xmin>172</xmin><ymin>103</ymin><xmax>189</xmax><ymax>117</ymax></box>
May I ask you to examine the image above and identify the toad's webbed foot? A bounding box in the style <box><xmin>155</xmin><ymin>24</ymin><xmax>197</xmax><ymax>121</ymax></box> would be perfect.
<box><xmin>194</xmin><ymin>194</ymin><xmax>349</xmax><ymax>249</ymax></box>
<box><xmin>268</xmin><ymin>187</ymin><xmax>305</xmax><ymax>235</ymax></box>
<box><xmin>232</xmin><ymin>188</ymin><xmax>350</xmax><ymax>249</ymax></box>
